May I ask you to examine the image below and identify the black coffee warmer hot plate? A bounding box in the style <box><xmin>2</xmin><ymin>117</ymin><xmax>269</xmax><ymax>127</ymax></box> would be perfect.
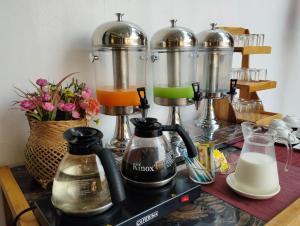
<box><xmin>34</xmin><ymin>173</ymin><xmax>201</xmax><ymax>226</ymax></box>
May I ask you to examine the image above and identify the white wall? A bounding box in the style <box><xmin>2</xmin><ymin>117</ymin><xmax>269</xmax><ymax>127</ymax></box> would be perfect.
<box><xmin>0</xmin><ymin>0</ymin><xmax>299</xmax><ymax>224</ymax></box>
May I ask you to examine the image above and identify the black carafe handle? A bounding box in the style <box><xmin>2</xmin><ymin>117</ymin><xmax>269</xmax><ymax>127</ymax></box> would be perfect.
<box><xmin>162</xmin><ymin>125</ymin><xmax>197</xmax><ymax>158</ymax></box>
<box><xmin>93</xmin><ymin>146</ymin><xmax>126</xmax><ymax>204</ymax></box>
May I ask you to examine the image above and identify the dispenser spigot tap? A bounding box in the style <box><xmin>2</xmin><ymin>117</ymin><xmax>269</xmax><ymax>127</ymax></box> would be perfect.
<box><xmin>227</xmin><ymin>79</ymin><xmax>238</xmax><ymax>103</ymax></box>
<box><xmin>137</xmin><ymin>87</ymin><xmax>150</xmax><ymax>118</ymax></box>
<box><xmin>192</xmin><ymin>82</ymin><xmax>202</xmax><ymax>110</ymax></box>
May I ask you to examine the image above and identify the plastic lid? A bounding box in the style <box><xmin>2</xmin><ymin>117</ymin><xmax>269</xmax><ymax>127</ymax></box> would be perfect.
<box><xmin>130</xmin><ymin>118</ymin><xmax>163</xmax><ymax>138</ymax></box>
<box><xmin>64</xmin><ymin>127</ymin><xmax>103</xmax><ymax>155</ymax></box>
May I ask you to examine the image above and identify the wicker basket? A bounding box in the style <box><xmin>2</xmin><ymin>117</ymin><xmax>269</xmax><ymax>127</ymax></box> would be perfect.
<box><xmin>25</xmin><ymin>117</ymin><xmax>87</xmax><ymax>189</ymax></box>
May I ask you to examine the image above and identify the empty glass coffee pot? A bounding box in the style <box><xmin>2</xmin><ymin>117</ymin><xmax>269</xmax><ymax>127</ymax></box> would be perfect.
<box><xmin>51</xmin><ymin>127</ymin><xmax>125</xmax><ymax>216</ymax></box>
<box><xmin>121</xmin><ymin>117</ymin><xmax>197</xmax><ymax>188</ymax></box>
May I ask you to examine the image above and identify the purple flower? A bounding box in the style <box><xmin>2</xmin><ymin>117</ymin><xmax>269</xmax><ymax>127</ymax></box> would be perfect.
<box><xmin>72</xmin><ymin>111</ymin><xmax>80</xmax><ymax>119</ymax></box>
<box><xmin>36</xmin><ymin>78</ymin><xmax>48</xmax><ymax>87</ymax></box>
<box><xmin>42</xmin><ymin>93</ymin><xmax>51</xmax><ymax>101</ymax></box>
<box><xmin>20</xmin><ymin>100</ymin><xmax>36</xmax><ymax>111</ymax></box>
<box><xmin>62</xmin><ymin>103</ymin><xmax>76</xmax><ymax>112</ymax></box>
<box><xmin>42</xmin><ymin>102</ymin><xmax>55</xmax><ymax>111</ymax></box>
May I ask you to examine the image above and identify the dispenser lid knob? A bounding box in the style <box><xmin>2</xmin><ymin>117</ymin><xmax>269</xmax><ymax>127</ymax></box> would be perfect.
<box><xmin>210</xmin><ymin>23</ymin><xmax>217</xmax><ymax>30</ymax></box>
<box><xmin>115</xmin><ymin>13</ymin><xmax>124</xmax><ymax>21</ymax></box>
<box><xmin>170</xmin><ymin>19</ymin><xmax>177</xmax><ymax>28</ymax></box>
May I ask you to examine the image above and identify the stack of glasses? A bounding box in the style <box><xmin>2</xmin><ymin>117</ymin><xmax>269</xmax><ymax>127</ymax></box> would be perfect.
<box><xmin>231</xmin><ymin>68</ymin><xmax>267</xmax><ymax>81</ymax></box>
<box><xmin>232</xmin><ymin>34</ymin><xmax>265</xmax><ymax>47</ymax></box>
<box><xmin>232</xmin><ymin>99</ymin><xmax>263</xmax><ymax>114</ymax></box>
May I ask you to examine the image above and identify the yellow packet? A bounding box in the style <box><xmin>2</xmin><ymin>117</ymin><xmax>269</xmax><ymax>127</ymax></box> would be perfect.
<box><xmin>213</xmin><ymin>149</ymin><xmax>229</xmax><ymax>173</ymax></box>
<box><xmin>194</xmin><ymin>142</ymin><xmax>214</xmax><ymax>171</ymax></box>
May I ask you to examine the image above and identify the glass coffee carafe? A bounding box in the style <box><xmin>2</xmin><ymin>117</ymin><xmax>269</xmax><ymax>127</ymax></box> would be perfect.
<box><xmin>52</xmin><ymin>127</ymin><xmax>125</xmax><ymax>216</ymax></box>
<box><xmin>121</xmin><ymin>117</ymin><xmax>197</xmax><ymax>188</ymax></box>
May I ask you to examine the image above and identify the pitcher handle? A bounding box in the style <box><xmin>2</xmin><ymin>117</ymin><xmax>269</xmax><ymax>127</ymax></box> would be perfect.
<box><xmin>275</xmin><ymin>135</ymin><xmax>293</xmax><ymax>172</ymax></box>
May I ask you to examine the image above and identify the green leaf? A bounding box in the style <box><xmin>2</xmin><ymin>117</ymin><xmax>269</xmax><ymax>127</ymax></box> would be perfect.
<box><xmin>26</xmin><ymin>112</ymin><xmax>42</xmax><ymax>121</ymax></box>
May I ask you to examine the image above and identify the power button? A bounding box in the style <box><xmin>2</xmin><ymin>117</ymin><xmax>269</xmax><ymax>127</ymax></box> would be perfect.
<box><xmin>180</xmin><ymin>195</ymin><xmax>190</xmax><ymax>203</ymax></box>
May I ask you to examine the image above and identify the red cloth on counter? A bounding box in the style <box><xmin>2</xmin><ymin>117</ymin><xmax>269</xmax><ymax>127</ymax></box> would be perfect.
<box><xmin>201</xmin><ymin>142</ymin><xmax>300</xmax><ymax>221</ymax></box>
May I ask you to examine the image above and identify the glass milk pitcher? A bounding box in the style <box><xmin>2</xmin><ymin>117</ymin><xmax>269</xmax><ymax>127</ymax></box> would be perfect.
<box><xmin>233</xmin><ymin>122</ymin><xmax>292</xmax><ymax>195</ymax></box>
<box><xmin>240</xmin><ymin>122</ymin><xmax>292</xmax><ymax>173</ymax></box>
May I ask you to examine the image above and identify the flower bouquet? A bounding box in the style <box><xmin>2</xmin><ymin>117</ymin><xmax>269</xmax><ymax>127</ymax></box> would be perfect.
<box><xmin>14</xmin><ymin>73</ymin><xmax>100</xmax><ymax>188</ymax></box>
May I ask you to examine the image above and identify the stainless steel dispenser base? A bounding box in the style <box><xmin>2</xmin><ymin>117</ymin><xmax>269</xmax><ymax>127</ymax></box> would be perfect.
<box><xmin>106</xmin><ymin>115</ymin><xmax>132</xmax><ymax>156</ymax></box>
<box><xmin>195</xmin><ymin>99</ymin><xmax>219</xmax><ymax>139</ymax></box>
<box><xmin>165</xmin><ymin>106</ymin><xmax>184</xmax><ymax>159</ymax></box>
<box><xmin>154</xmin><ymin>97</ymin><xmax>193</xmax><ymax>106</ymax></box>
<box><xmin>101</xmin><ymin>105</ymin><xmax>139</xmax><ymax>116</ymax></box>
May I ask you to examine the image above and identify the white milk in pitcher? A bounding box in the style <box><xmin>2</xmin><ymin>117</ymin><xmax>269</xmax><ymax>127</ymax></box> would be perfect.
<box><xmin>234</xmin><ymin>152</ymin><xmax>279</xmax><ymax>194</ymax></box>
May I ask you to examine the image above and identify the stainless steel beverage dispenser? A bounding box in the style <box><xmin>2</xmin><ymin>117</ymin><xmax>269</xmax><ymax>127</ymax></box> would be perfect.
<box><xmin>90</xmin><ymin>13</ymin><xmax>148</xmax><ymax>155</ymax></box>
<box><xmin>150</xmin><ymin>19</ymin><xmax>197</xmax><ymax>154</ymax></box>
<box><xmin>193</xmin><ymin>23</ymin><xmax>234</xmax><ymax>133</ymax></box>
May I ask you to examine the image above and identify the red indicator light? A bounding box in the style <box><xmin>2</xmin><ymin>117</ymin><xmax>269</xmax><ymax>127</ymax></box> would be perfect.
<box><xmin>180</xmin><ymin>195</ymin><xmax>190</xmax><ymax>203</ymax></box>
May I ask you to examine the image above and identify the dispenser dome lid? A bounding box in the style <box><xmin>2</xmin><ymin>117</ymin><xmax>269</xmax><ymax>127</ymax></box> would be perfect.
<box><xmin>92</xmin><ymin>13</ymin><xmax>147</xmax><ymax>49</ymax></box>
<box><xmin>150</xmin><ymin>19</ymin><xmax>197</xmax><ymax>50</ymax></box>
<box><xmin>197</xmin><ymin>23</ymin><xmax>234</xmax><ymax>49</ymax></box>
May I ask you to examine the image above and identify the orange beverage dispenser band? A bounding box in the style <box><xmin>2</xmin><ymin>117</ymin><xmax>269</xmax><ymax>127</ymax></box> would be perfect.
<box><xmin>96</xmin><ymin>88</ymin><xmax>140</xmax><ymax>107</ymax></box>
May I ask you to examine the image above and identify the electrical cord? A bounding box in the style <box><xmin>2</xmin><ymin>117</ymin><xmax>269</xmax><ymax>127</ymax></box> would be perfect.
<box><xmin>13</xmin><ymin>205</ymin><xmax>37</xmax><ymax>226</ymax></box>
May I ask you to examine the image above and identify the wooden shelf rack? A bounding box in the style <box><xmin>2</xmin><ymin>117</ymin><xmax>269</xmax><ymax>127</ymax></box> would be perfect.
<box><xmin>214</xmin><ymin>27</ymin><xmax>281</xmax><ymax>126</ymax></box>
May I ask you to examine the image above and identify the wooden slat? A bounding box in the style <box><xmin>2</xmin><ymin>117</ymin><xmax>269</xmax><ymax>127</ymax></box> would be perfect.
<box><xmin>218</xmin><ymin>27</ymin><xmax>250</xmax><ymax>35</ymax></box>
<box><xmin>266</xmin><ymin>197</ymin><xmax>300</xmax><ymax>226</ymax></box>
<box><xmin>237</xmin><ymin>80</ymin><xmax>277</xmax><ymax>93</ymax></box>
<box><xmin>235</xmin><ymin>111</ymin><xmax>282</xmax><ymax>126</ymax></box>
<box><xmin>214</xmin><ymin>98</ymin><xmax>237</xmax><ymax>123</ymax></box>
<box><xmin>234</xmin><ymin>46</ymin><xmax>272</xmax><ymax>55</ymax></box>
<box><xmin>0</xmin><ymin>166</ymin><xmax>39</xmax><ymax>226</ymax></box>
<box><xmin>2</xmin><ymin>190</ymin><xmax>13</xmax><ymax>226</ymax></box>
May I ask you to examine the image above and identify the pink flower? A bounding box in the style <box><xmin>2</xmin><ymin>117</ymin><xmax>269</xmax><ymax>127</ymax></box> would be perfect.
<box><xmin>20</xmin><ymin>100</ymin><xmax>36</xmax><ymax>111</ymax></box>
<box><xmin>57</xmin><ymin>101</ymin><xmax>65</xmax><ymax>111</ymax></box>
<box><xmin>86</xmin><ymin>99</ymin><xmax>99</xmax><ymax>118</ymax></box>
<box><xmin>79</xmin><ymin>101</ymin><xmax>88</xmax><ymax>109</ymax></box>
<box><xmin>62</xmin><ymin>103</ymin><xmax>75</xmax><ymax>112</ymax></box>
<box><xmin>72</xmin><ymin>111</ymin><xmax>80</xmax><ymax>119</ymax></box>
<box><xmin>36</xmin><ymin>78</ymin><xmax>48</xmax><ymax>87</ymax></box>
<box><xmin>41</xmin><ymin>86</ymin><xmax>48</xmax><ymax>92</ymax></box>
<box><xmin>42</xmin><ymin>93</ymin><xmax>51</xmax><ymax>101</ymax></box>
<box><xmin>81</xmin><ymin>87</ymin><xmax>92</xmax><ymax>100</ymax></box>
<box><xmin>42</xmin><ymin>102</ymin><xmax>55</xmax><ymax>111</ymax></box>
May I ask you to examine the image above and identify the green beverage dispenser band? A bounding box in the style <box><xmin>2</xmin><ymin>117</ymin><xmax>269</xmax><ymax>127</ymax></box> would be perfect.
<box><xmin>153</xmin><ymin>86</ymin><xmax>194</xmax><ymax>99</ymax></box>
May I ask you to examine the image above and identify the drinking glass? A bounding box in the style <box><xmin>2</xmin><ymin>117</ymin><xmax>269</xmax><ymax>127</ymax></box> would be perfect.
<box><xmin>233</xmin><ymin>35</ymin><xmax>240</xmax><ymax>47</ymax></box>
<box><xmin>254</xmin><ymin>100</ymin><xmax>263</xmax><ymax>113</ymax></box>
<box><xmin>257</xmin><ymin>69</ymin><xmax>267</xmax><ymax>80</ymax></box>
<box><xmin>257</xmin><ymin>34</ymin><xmax>265</xmax><ymax>46</ymax></box>
<box><xmin>249</xmin><ymin>69</ymin><xmax>258</xmax><ymax>81</ymax></box>
<box><xmin>248</xmin><ymin>34</ymin><xmax>257</xmax><ymax>46</ymax></box>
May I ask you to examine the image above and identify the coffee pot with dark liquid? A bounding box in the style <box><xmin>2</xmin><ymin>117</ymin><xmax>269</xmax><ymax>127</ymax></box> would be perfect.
<box><xmin>121</xmin><ymin>118</ymin><xmax>197</xmax><ymax>188</ymax></box>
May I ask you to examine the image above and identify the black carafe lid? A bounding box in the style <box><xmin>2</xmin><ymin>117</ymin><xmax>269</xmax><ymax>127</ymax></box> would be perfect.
<box><xmin>64</xmin><ymin>127</ymin><xmax>103</xmax><ymax>155</ymax></box>
<box><xmin>130</xmin><ymin>118</ymin><xmax>163</xmax><ymax>138</ymax></box>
